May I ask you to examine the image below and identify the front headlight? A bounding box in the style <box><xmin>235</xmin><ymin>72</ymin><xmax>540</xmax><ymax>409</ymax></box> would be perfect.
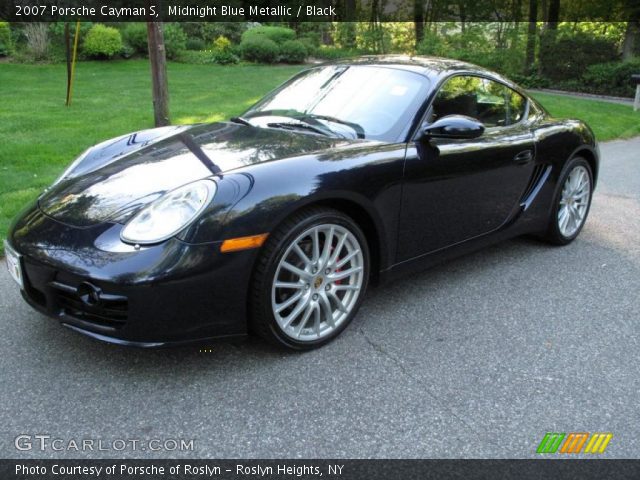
<box><xmin>121</xmin><ymin>179</ymin><xmax>216</xmax><ymax>245</ymax></box>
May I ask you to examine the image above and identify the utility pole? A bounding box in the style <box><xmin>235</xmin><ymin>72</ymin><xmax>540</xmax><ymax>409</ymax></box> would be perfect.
<box><xmin>147</xmin><ymin>22</ymin><xmax>170</xmax><ymax>127</ymax></box>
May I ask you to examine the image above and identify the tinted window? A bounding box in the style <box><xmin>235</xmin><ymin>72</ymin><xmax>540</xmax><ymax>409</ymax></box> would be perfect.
<box><xmin>432</xmin><ymin>76</ymin><xmax>526</xmax><ymax>128</ymax></box>
<box><xmin>246</xmin><ymin>66</ymin><xmax>430</xmax><ymax>142</ymax></box>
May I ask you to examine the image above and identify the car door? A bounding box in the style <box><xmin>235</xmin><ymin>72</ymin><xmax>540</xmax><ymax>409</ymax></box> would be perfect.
<box><xmin>397</xmin><ymin>75</ymin><xmax>536</xmax><ymax>262</ymax></box>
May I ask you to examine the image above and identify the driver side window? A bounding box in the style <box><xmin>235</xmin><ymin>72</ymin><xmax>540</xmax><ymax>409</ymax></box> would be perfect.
<box><xmin>431</xmin><ymin>76</ymin><xmax>526</xmax><ymax>128</ymax></box>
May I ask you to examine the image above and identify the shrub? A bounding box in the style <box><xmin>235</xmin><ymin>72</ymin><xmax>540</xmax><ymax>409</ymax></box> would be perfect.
<box><xmin>175</xmin><ymin>49</ymin><xmax>215</xmax><ymax>64</ymax></box>
<box><xmin>211</xmin><ymin>36</ymin><xmax>238</xmax><ymax>64</ymax></box>
<box><xmin>83</xmin><ymin>24</ymin><xmax>122</xmax><ymax>59</ymax></box>
<box><xmin>49</xmin><ymin>22</ymin><xmax>93</xmax><ymax>46</ymax></box>
<box><xmin>313</xmin><ymin>46</ymin><xmax>360</xmax><ymax>60</ymax></box>
<box><xmin>186</xmin><ymin>37</ymin><xmax>205</xmax><ymax>51</ymax></box>
<box><xmin>24</xmin><ymin>23</ymin><xmax>50</xmax><ymax>60</ymax></box>
<box><xmin>182</xmin><ymin>22</ymin><xmax>246</xmax><ymax>44</ymax></box>
<box><xmin>121</xmin><ymin>44</ymin><xmax>134</xmax><ymax>59</ymax></box>
<box><xmin>510</xmin><ymin>73</ymin><xmax>551</xmax><ymax>89</ymax></box>
<box><xmin>241</xmin><ymin>26</ymin><xmax>295</xmax><ymax>45</ymax></box>
<box><xmin>122</xmin><ymin>23</ymin><xmax>148</xmax><ymax>56</ymax></box>
<box><xmin>214</xmin><ymin>50</ymin><xmax>240</xmax><ymax>65</ymax></box>
<box><xmin>416</xmin><ymin>31</ymin><xmax>449</xmax><ymax>57</ymax></box>
<box><xmin>162</xmin><ymin>23</ymin><xmax>187</xmax><ymax>60</ymax></box>
<box><xmin>279</xmin><ymin>40</ymin><xmax>307</xmax><ymax>63</ymax></box>
<box><xmin>450</xmin><ymin>48</ymin><xmax>524</xmax><ymax>78</ymax></box>
<box><xmin>538</xmin><ymin>31</ymin><xmax>619</xmax><ymax>81</ymax></box>
<box><xmin>240</xmin><ymin>36</ymin><xmax>279</xmax><ymax>63</ymax></box>
<box><xmin>212</xmin><ymin>35</ymin><xmax>232</xmax><ymax>52</ymax></box>
<box><xmin>581</xmin><ymin>60</ymin><xmax>640</xmax><ymax>97</ymax></box>
<box><xmin>0</xmin><ymin>22</ymin><xmax>13</xmax><ymax>56</ymax></box>
<box><xmin>298</xmin><ymin>36</ymin><xmax>318</xmax><ymax>56</ymax></box>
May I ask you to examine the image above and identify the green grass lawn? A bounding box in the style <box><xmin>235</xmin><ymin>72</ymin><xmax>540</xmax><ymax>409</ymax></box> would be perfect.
<box><xmin>531</xmin><ymin>92</ymin><xmax>640</xmax><ymax>141</ymax></box>
<box><xmin>0</xmin><ymin>61</ymin><xmax>638</xmax><ymax>256</ymax></box>
<box><xmin>0</xmin><ymin>60</ymin><xmax>304</xmax><ymax>255</ymax></box>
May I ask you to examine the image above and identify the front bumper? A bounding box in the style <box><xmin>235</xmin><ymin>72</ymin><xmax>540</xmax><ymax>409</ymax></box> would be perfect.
<box><xmin>9</xmin><ymin>203</ymin><xmax>256</xmax><ymax>346</ymax></box>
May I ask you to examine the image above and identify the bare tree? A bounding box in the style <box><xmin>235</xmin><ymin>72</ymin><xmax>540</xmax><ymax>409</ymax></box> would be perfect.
<box><xmin>622</xmin><ymin>20</ymin><xmax>640</xmax><ymax>61</ymax></box>
<box><xmin>524</xmin><ymin>0</ymin><xmax>538</xmax><ymax>75</ymax></box>
<box><xmin>147</xmin><ymin>22</ymin><xmax>170</xmax><ymax>127</ymax></box>
<box><xmin>414</xmin><ymin>0</ymin><xmax>425</xmax><ymax>47</ymax></box>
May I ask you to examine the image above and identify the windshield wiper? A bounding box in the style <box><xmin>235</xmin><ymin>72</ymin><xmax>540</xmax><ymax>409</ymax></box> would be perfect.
<box><xmin>266</xmin><ymin>121</ymin><xmax>336</xmax><ymax>137</ymax></box>
<box><xmin>230</xmin><ymin>116</ymin><xmax>253</xmax><ymax>127</ymax></box>
<box><xmin>302</xmin><ymin>114</ymin><xmax>365</xmax><ymax>139</ymax></box>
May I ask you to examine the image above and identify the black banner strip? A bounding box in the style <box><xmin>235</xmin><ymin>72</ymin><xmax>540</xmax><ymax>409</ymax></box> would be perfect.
<box><xmin>1</xmin><ymin>0</ymin><xmax>640</xmax><ymax>22</ymax></box>
<box><xmin>2</xmin><ymin>459</ymin><xmax>640</xmax><ymax>480</ymax></box>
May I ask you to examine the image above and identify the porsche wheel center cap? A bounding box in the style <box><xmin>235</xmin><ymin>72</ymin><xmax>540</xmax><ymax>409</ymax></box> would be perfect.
<box><xmin>314</xmin><ymin>277</ymin><xmax>323</xmax><ymax>289</ymax></box>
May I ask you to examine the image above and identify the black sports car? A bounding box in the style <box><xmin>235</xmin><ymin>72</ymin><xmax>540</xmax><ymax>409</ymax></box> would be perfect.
<box><xmin>5</xmin><ymin>56</ymin><xmax>598</xmax><ymax>350</ymax></box>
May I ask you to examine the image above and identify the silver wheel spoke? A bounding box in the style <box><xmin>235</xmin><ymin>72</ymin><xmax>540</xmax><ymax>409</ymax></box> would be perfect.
<box><xmin>281</xmin><ymin>261</ymin><xmax>310</xmax><ymax>280</ymax></box>
<box><xmin>275</xmin><ymin>290</ymin><xmax>304</xmax><ymax>314</ymax></box>
<box><xmin>275</xmin><ymin>281</ymin><xmax>304</xmax><ymax>289</ymax></box>
<box><xmin>292</xmin><ymin>243</ymin><xmax>310</xmax><ymax>264</ymax></box>
<box><xmin>313</xmin><ymin>304</ymin><xmax>321</xmax><ymax>337</ymax></box>
<box><xmin>328</xmin><ymin>232</ymin><xmax>348</xmax><ymax>267</ymax></box>
<box><xmin>336</xmin><ymin>249</ymin><xmax>360</xmax><ymax>269</ymax></box>
<box><xmin>318</xmin><ymin>293</ymin><xmax>335</xmax><ymax>328</ymax></box>
<box><xmin>291</xmin><ymin>298</ymin><xmax>313</xmax><ymax>333</ymax></box>
<box><xmin>319</xmin><ymin>226</ymin><xmax>335</xmax><ymax>268</ymax></box>
<box><xmin>327</xmin><ymin>290</ymin><xmax>349</xmax><ymax>313</ymax></box>
<box><xmin>312</xmin><ymin>228</ymin><xmax>320</xmax><ymax>263</ymax></box>
<box><xmin>328</xmin><ymin>266</ymin><xmax>362</xmax><ymax>282</ymax></box>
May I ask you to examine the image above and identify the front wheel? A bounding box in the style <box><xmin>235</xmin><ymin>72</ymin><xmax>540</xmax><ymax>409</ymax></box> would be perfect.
<box><xmin>250</xmin><ymin>208</ymin><xmax>370</xmax><ymax>350</ymax></box>
<box><xmin>544</xmin><ymin>157</ymin><xmax>593</xmax><ymax>245</ymax></box>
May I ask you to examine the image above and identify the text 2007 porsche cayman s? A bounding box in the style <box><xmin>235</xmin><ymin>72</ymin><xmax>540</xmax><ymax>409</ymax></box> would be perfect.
<box><xmin>6</xmin><ymin>56</ymin><xmax>598</xmax><ymax>350</ymax></box>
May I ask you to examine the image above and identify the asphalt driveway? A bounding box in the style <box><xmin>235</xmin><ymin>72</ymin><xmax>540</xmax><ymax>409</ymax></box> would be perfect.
<box><xmin>1</xmin><ymin>137</ymin><xmax>639</xmax><ymax>459</ymax></box>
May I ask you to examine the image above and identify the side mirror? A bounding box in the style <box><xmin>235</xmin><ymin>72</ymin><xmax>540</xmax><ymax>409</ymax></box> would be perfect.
<box><xmin>421</xmin><ymin>115</ymin><xmax>485</xmax><ymax>140</ymax></box>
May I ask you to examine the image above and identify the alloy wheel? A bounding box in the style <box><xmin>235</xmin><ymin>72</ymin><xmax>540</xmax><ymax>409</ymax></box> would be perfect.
<box><xmin>558</xmin><ymin>165</ymin><xmax>591</xmax><ymax>238</ymax></box>
<box><xmin>271</xmin><ymin>223</ymin><xmax>364</xmax><ymax>341</ymax></box>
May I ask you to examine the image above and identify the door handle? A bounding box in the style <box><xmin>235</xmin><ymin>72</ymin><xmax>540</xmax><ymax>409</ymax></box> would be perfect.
<box><xmin>514</xmin><ymin>150</ymin><xmax>534</xmax><ymax>164</ymax></box>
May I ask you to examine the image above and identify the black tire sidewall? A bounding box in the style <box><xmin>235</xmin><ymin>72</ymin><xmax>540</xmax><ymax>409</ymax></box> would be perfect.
<box><xmin>548</xmin><ymin>157</ymin><xmax>593</xmax><ymax>245</ymax></box>
<box><xmin>255</xmin><ymin>209</ymin><xmax>370</xmax><ymax>350</ymax></box>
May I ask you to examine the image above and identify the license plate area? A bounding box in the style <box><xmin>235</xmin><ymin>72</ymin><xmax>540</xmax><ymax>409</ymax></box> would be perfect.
<box><xmin>4</xmin><ymin>241</ymin><xmax>24</xmax><ymax>289</ymax></box>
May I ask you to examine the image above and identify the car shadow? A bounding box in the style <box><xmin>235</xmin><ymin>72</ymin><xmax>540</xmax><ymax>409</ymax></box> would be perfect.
<box><xmin>29</xmin><ymin>235</ymin><xmax>564</xmax><ymax>370</ymax></box>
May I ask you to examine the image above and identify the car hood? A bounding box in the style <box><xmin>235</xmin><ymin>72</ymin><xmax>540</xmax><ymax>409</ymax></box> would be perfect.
<box><xmin>38</xmin><ymin>122</ymin><xmax>350</xmax><ymax>227</ymax></box>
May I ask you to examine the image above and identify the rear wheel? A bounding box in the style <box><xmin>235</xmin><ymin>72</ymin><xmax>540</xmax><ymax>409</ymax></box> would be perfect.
<box><xmin>545</xmin><ymin>157</ymin><xmax>593</xmax><ymax>245</ymax></box>
<box><xmin>250</xmin><ymin>208</ymin><xmax>370</xmax><ymax>350</ymax></box>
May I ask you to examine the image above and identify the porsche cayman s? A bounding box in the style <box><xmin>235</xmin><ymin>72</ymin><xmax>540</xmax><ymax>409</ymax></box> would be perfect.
<box><xmin>5</xmin><ymin>56</ymin><xmax>598</xmax><ymax>350</ymax></box>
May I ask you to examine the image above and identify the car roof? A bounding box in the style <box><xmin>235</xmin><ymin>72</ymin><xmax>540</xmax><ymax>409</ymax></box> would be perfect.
<box><xmin>324</xmin><ymin>55</ymin><xmax>521</xmax><ymax>91</ymax></box>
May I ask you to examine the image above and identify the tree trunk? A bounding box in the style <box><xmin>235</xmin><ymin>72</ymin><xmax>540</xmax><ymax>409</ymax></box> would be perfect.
<box><xmin>524</xmin><ymin>0</ymin><xmax>538</xmax><ymax>75</ymax></box>
<box><xmin>547</xmin><ymin>0</ymin><xmax>560</xmax><ymax>30</ymax></box>
<box><xmin>622</xmin><ymin>21</ymin><xmax>640</xmax><ymax>61</ymax></box>
<box><xmin>343</xmin><ymin>0</ymin><xmax>357</xmax><ymax>48</ymax></box>
<box><xmin>540</xmin><ymin>0</ymin><xmax>548</xmax><ymax>23</ymax></box>
<box><xmin>147</xmin><ymin>22</ymin><xmax>170</xmax><ymax>127</ymax></box>
<box><xmin>414</xmin><ymin>0</ymin><xmax>425</xmax><ymax>48</ymax></box>
<box><xmin>510</xmin><ymin>0</ymin><xmax>523</xmax><ymax>50</ymax></box>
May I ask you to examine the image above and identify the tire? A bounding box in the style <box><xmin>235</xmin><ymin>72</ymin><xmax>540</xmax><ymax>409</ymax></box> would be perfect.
<box><xmin>544</xmin><ymin>156</ymin><xmax>593</xmax><ymax>245</ymax></box>
<box><xmin>250</xmin><ymin>207</ymin><xmax>370</xmax><ymax>350</ymax></box>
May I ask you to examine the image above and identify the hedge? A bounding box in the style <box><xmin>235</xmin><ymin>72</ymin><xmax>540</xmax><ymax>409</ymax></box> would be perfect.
<box><xmin>279</xmin><ymin>40</ymin><xmax>307</xmax><ymax>64</ymax></box>
<box><xmin>0</xmin><ymin>22</ymin><xmax>13</xmax><ymax>56</ymax></box>
<box><xmin>241</xmin><ymin>26</ymin><xmax>295</xmax><ymax>45</ymax></box>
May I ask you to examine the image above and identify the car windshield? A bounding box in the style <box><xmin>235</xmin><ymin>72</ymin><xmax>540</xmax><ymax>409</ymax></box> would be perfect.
<box><xmin>243</xmin><ymin>65</ymin><xmax>430</xmax><ymax>142</ymax></box>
